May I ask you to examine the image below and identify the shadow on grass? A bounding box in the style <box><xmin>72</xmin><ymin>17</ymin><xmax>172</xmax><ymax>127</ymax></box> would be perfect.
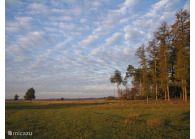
<box><xmin>181</xmin><ymin>111</ymin><xmax>190</xmax><ymax>123</ymax></box>
<box><xmin>163</xmin><ymin>111</ymin><xmax>190</xmax><ymax>133</ymax></box>
<box><xmin>5</xmin><ymin>103</ymin><xmax>108</xmax><ymax>110</ymax></box>
<box><xmin>89</xmin><ymin>111</ymin><xmax>126</xmax><ymax>120</ymax></box>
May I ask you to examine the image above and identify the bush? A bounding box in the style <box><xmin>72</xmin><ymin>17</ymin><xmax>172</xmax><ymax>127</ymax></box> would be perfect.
<box><xmin>106</xmin><ymin>96</ymin><xmax>115</xmax><ymax>100</ymax></box>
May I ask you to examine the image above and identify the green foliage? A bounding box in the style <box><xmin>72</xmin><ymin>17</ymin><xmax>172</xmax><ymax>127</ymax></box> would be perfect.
<box><xmin>155</xmin><ymin>22</ymin><xmax>170</xmax><ymax>91</ymax></box>
<box><xmin>110</xmin><ymin>70</ymin><xmax>123</xmax><ymax>85</ymax></box>
<box><xmin>125</xmin><ymin>64</ymin><xmax>135</xmax><ymax>78</ymax></box>
<box><xmin>14</xmin><ymin>94</ymin><xmax>19</xmax><ymax>100</ymax></box>
<box><xmin>24</xmin><ymin>88</ymin><xmax>36</xmax><ymax>100</ymax></box>
<box><xmin>61</xmin><ymin>97</ymin><xmax>65</xmax><ymax>100</ymax></box>
<box><xmin>135</xmin><ymin>44</ymin><xmax>151</xmax><ymax>97</ymax></box>
<box><xmin>172</xmin><ymin>9</ymin><xmax>190</xmax><ymax>88</ymax></box>
<box><xmin>110</xmin><ymin>70</ymin><xmax>123</xmax><ymax>99</ymax></box>
<box><xmin>147</xmin><ymin>39</ymin><xmax>159</xmax><ymax>97</ymax></box>
<box><xmin>113</xmin><ymin>70</ymin><xmax>123</xmax><ymax>83</ymax></box>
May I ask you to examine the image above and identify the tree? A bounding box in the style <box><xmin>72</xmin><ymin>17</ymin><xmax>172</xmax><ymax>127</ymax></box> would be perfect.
<box><xmin>125</xmin><ymin>65</ymin><xmax>141</xmax><ymax>100</ymax></box>
<box><xmin>155</xmin><ymin>22</ymin><xmax>171</xmax><ymax>101</ymax></box>
<box><xmin>110</xmin><ymin>70</ymin><xmax>123</xmax><ymax>99</ymax></box>
<box><xmin>14</xmin><ymin>94</ymin><xmax>19</xmax><ymax>100</ymax></box>
<box><xmin>171</xmin><ymin>9</ymin><xmax>190</xmax><ymax>101</ymax></box>
<box><xmin>147</xmin><ymin>39</ymin><xmax>159</xmax><ymax>100</ymax></box>
<box><xmin>24</xmin><ymin>88</ymin><xmax>36</xmax><ymax>100</ymax></box>
<box><xmin>135</xmin><ymin>44</ymin><xmax>150</xmax><ymax>101</ymax></box>
<box><xmin>110</xmin><ymin>75</ymin><xmax>116</xmax><ymax>97</ymax></box>
<box><xmin>134</xmin><ymin>68</ymin><xmax>142</xmax><ymax>96</ymax></box>
<box><xmin>61</xmin><ymin>97</ymin><xmax>65</xmax><ymax>100</ymax></box>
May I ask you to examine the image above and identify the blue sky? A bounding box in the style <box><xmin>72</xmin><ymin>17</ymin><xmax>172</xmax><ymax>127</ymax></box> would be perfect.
<box><xmin>5</xmin><ymin>0</ymin><xmax>190</xmax><ymax>99</ymax></box>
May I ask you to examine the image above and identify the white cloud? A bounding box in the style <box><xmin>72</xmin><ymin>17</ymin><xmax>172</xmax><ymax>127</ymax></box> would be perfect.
<box><xmin>50</xmin><ymin>16</ymin><xmax>73</xmax><ymax>21</ymax></box>
<box><xmin>120</xmin><ymin>18</ymin><xmax>129</xmax><ymax>24</ymax></box>
<box><xmin>28</xmin><ymin>3</ymin><xmax>48</xmax><ymax>14</ymax></box>
<box><xmin>131</xmin><ymin>0</ymin><xmax>183</xmax><ymax>41</ymax></box>
<box><xmin>51</xmin><ymin>8</ymin><xmax>65</xmax><ymax>13</ymax></box>
<box><xmin>17</xmin><ymin>31</ymin><xmax>58</xmax><ymax>50</ymax></box>
<box><xmin>80</xmin><ymin>18</ymin><xmax>88</xmax><ymax>23</ymax></box>
<box><xmin>59</xmin><ymin>22</ymin><xmax>76</xmax><ymax>30</ymax></box>
<box><xmin>79</xmin><ymin>35</ymin><xmax>99</xmax><ymax>47</ymax></box>
<box><xmin>124</xmin><ymin>25</ymin><xmax>144</xmax><ymax>43</ymax></box>
<box><xmin>119</xmin><ymin>0</ymin><xmax>139</xmax><ymax>14</ymax></box>
<box><xmin>105</xmin><ymin>32</ymin><xmax>122</xmax><ymax>46</ymax></box>
<box><xmin>92</xmin><ymin>11</ymin><xmax>120</xmax><ymax>36</ymax></box>
<box><xmin>6</xmin><ymin>16</ymin><xmax>33</xmax><ymax>32</ymax></box>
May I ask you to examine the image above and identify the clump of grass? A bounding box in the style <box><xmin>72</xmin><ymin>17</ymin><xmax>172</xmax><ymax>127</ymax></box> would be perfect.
<box><xmin>146</xmin><ymin>119</ymin><xmax>164</xmax><ymax>126</ymax></box>
<box><xmin>127</xmin><ymin>114</ymin><xmax>139</xmax><ymax>120</ymax></box>
<box><xmin>124</xmin><ymin>119</ymin><xmax>135</xmax><ymax>124</ymax></box>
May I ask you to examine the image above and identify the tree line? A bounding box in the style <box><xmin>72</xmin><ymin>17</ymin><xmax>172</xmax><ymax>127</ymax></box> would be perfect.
<box><xmin>110</xmin><ymin>9</ymin><xmax>190</xmax><ymax>101</ymax></box>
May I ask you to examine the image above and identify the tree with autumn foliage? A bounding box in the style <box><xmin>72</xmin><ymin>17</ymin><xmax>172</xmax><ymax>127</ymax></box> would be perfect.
<box><xmin>135</xmin><ymin>44</ymin><xmax>151</xmax><ymax>101</ymax></box>
<box><xmin>154</xmin><ymin>22</ymin><xmax>171</xmax><ymax>101</ymax></box>
<box><xmin>109</xmin><ymin>9</ymin><xmax>190</xmax><ymax>101</ymax></box>
<box><xmin>171</xmin><ymin>9</ymin><xmax>190</xmax><ymax>101</ymax></box>
<box><xmin>147</xmin><ymin>39</ymin><xmax>159</xmax><ymax>100</ymax></box>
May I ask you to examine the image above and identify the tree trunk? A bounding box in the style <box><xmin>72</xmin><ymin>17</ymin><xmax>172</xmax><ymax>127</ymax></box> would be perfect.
<box><xmin>155</xmin><ymin>60</ymin><xmax>158</xmax><ymax>101</ymax></box>
<box><xmin>140</xmin><ymin>78</ymin><xmax>142</xmax><ymax>96</ymax></box>
<box><xmin>185</xmin><ymin>86</ymin><xmax>187</xmax><ymax>101</ymax></box>
<box><xmin>165</xmin><ymin>91</ymin><xmax>167</xmax><ymax>100</ymax></box>
<box><xmin>117</xmin><ymin>81</ymin><xmax>120</xmax><ymax>99</ymax></box>
<box><xmin>167</xmin><ymin>85</ymin><xmax>170</xmax><ymax>101</ymax></box>
<box><xmin>183</xmin><ymin>87</ymin><xmax>185</xmax><ymax>100</ymax></box>
<box><xmin>113</xmin><ymin>85</ymin><xmax>115</xmax><ymax>98</ymax></box>
<box><xmin>156</xmin><ymin>84</ymin><xmax>158</xmax><ymax>101</ymax></box>
<box><xmin>147</xmin><ymin>95</ymin><xmax>148</xmax><ymax>102</ymax></box>
<box><xmin>133</xmin><ymin>79</ymin><xmax>136</xmax><ymax>100</ymax></box>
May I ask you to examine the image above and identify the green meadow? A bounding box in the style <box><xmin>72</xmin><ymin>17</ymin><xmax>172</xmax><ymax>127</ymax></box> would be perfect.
<box><xmin>5</xmin><ymin>100</ymin><xmax>190</xmax><ymax>139</ymax></box>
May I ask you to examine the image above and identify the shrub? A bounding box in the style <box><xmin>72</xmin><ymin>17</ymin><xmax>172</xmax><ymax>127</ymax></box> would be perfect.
<box><xmin>106</xmin><ymin>96</ymin><xmax>115</xmax><ymax>100</ymax></box>
<box><xmin>146</xmin><ymin>119</ymin><xmax>164</xmax><ymax>126</ymax></box>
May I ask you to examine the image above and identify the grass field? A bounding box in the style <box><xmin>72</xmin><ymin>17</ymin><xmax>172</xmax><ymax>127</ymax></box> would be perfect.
<box><xmin>5</xmin><ymin>99</ymin><xmax>190</xmax><ymax>139</ymax></box>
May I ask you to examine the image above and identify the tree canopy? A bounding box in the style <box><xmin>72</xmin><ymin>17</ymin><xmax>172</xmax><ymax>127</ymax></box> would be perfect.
<box><xmin>14</xmin><ymin>94</ymin><xmax>19</xmax><ymax>100</ymax></box>
<box><xmin>24</xmin><ymin>88</ymin><xmax>36</xmax><ymax>100</ymax></box>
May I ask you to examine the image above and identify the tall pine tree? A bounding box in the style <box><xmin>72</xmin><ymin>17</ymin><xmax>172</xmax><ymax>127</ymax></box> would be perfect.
<box><xmin>147</xmin><ymin>39</ymin><xmax>159</xmax><ymax>100</ymax></box>
<box><xmin>171</xmin><ymin>9</ymin><xmax>190</xmax><ymax>101</ymax></box>
<box><xmin>135</xmin><ymin>44</ymin><xmax>150</xmax><ymax>101</ymax></box>
<box><xmin>155</xmin><ymin>22</ymin><xmax>171</xmax><ymax>101</ymax></box>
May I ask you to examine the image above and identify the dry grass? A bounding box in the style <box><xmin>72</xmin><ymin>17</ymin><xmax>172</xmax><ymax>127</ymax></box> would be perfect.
<box><xmin>124</xmin><ymin>119</ymin><xmax>135</xmax><ymax>124</ymax></box>
<box><xmin>146</xmin><ymin>119</ymin><xmax>164</xmax><ymax>126</ymax></box>
<box><xmin>20</xmin><ymin>99</ymin><xmax>108</xmax><ymax>104</ymax></box>
<box><xmin>127</xmin><ymin>114</ymin><xmax>139</xmax><ymax>120</ymax></box>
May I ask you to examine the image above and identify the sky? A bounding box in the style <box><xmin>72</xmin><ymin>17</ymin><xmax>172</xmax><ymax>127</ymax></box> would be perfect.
<box><xmin>5</xmin><ymin>0</ymin><xmax>190</xmax><ymax>99</ymax></box>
